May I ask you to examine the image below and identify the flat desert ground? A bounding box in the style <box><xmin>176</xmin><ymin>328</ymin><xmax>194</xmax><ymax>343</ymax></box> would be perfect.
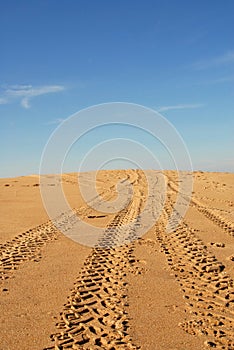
<box><xmin>0</xmin><ymin>170</ymin><xmax>233</xmax><ymax>350</ymax></box>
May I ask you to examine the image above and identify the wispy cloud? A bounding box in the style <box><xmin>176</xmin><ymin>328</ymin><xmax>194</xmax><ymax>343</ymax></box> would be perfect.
<box><xmin>0</xmin><ymin>97</ymin><xmax>8</xmax><ymax>105</ymax></box>
<box><xmin>0</xmin><ymin>84</ymin><xmax>65</xmax><ymax>108</ymax></box>
<box><xmin>192</xmin><ymin>50</ymin><xmax>234</xmax><ymax>70</ymax></box>
<box><xmin>157</xmin><ymin>103</ymin><xmax>204</xmax><ymax>112</ymax></box>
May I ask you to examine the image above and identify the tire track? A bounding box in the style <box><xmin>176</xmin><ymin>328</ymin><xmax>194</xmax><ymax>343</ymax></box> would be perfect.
<box><xmin>155</xmin><ymin>196</ymin><xmax>234</xmax><ymax>349</ymax></box>
<box><xmin>0</xmin><ymin>200</ymin><xmax>106</xmax><ymax>281</ymax></box>
<box><xmin>167</xmin><ymin>176</ymin><xmax>234</xmax><ymax>237</ymax></box>
<box><xmin>0</xmin><ymin>176</ymin><xmax>121</xmax><ymax>281</ymax></box>
<box><xmin>45</xmin><ymin>245</ymin><xmax>141</xmax><ymax>350</ymax></box>
<box><xmin>191</xmin><ymin>203</ymin><xmax>234</xmax><ymax>237</ymax></box>
<box><xmin>0</xmin><ymin>221</ymin><xmax>59</xmax><ymax>280</ymax></box>
<box><xmin>44</xmin><ymin>171</ymin><xmax>152</xmax><ymax>350</ymax></box>
<box><xmin>44</xmin><ymin>213</ymin><xmax>142</xmax><ymax>349</ymax></box>
<box><xmin>0</xmin><ymin>205</ymin><xmax>95</xmax><ymax>281</ymax></box>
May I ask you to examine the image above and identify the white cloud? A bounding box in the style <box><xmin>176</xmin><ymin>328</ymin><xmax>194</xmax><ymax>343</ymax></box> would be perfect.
<box><xmin>0</xmin><ymin>97</ymin><xmax>8</xmax><ymax>105</ymax></box>
<box><xmin>192</xmin><ymin>50</ymin><xmax>234</xmax><ymax>70</ymax></box>
<box><xmin>0</xmin><ymin>84</ymin><xmax>65</xmax><ymax>108</ymax></box>
<box><xmin>157</xmin><ymin>103</ymin><xmax>204</xmax><ymax>112</ymax></box>
<box><xmin>21</xmin><ymin>97</ymin><xmax>31</xmax><ymax>109</ymax></box>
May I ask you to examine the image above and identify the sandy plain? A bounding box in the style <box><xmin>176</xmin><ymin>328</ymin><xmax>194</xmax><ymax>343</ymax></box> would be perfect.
<box><xmin>0</xmin><ymin>170</ymin><xmax>233</xmax><ymax>350</ymax></box>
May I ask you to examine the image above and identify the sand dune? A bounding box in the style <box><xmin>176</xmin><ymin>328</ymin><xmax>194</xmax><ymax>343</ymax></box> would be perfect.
<box><xmin>0</xmin><ymin>170</ymin><xmax>233</xmax><ymax>349</ymax></box>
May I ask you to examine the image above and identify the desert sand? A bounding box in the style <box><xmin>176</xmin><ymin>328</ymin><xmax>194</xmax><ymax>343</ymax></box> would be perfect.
<box><xmin>0</xmin><ymin>170</ymin><xmax>233</xmax><ymax>350</ymax></box>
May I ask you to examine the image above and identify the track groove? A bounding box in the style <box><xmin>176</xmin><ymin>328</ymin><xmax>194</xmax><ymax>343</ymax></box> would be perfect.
<box><xmin>167</xmin><ymin>176</ymin><xmax>234</xmax><ymax>237</ymax></box>
<box><xmin>0</xmin><ymin>221</ymin><xmax>59</xmax><ymax>280</ymax></box>
<box><xmin>44</xmin><ymin>171</ymin><xmax>147</xmax><ymax>350</ymax></box>
<box><xmin>154</xmin><ymin>194</ymin><xmax>234</xmax><ymax>349</ymax></box>
<box><xmin>0</xmin><ymin>177</ymin><xmax>120</xmax><ymax>281</ymax></box>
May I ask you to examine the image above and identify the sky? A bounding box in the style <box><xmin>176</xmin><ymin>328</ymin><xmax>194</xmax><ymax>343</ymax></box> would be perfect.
<box><xmin>0</xmin><ymin>0</ymin><xmax>234</xmax><ymax>177</ymax></box>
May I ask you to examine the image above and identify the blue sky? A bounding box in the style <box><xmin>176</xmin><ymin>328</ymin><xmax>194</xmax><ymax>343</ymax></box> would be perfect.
<box><xmin>1</xmin><ymin>0</ymin><xmax>234</xmax><ymax>177</ymax></box>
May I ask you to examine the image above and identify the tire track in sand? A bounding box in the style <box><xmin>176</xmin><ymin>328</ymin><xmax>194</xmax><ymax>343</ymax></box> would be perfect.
<box><xmin>191</xmin><ymin>203</ymin><xmax>234</xmax><ymax>237</ymax></box>
<box><xmin>0</xmin><ymin>221</ymin><xmax>59</xmax><ymax>280</ymax></box>
<box><xmin>0</xmin><ymin>177</ymin><xmax>121</xmax><ymax>282</ymax></box>
<box><xmin>167</xmin><ymin>176</ymin><xmax>234</xmax><ymax>237</ymax></box>
<box><xmin>45</xmin><ymin>245</ymin><xmax>141</xmax><ymax>350</ymax></box>
<box><xmin>155</xmin><ymin>195</ymin><xmax>234</xmax><ymax>349</ymax></box>
<box><xmin>43</xmin><ymin>171</ymin><xmax>151</xmax><ymax>350</ymax></box>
